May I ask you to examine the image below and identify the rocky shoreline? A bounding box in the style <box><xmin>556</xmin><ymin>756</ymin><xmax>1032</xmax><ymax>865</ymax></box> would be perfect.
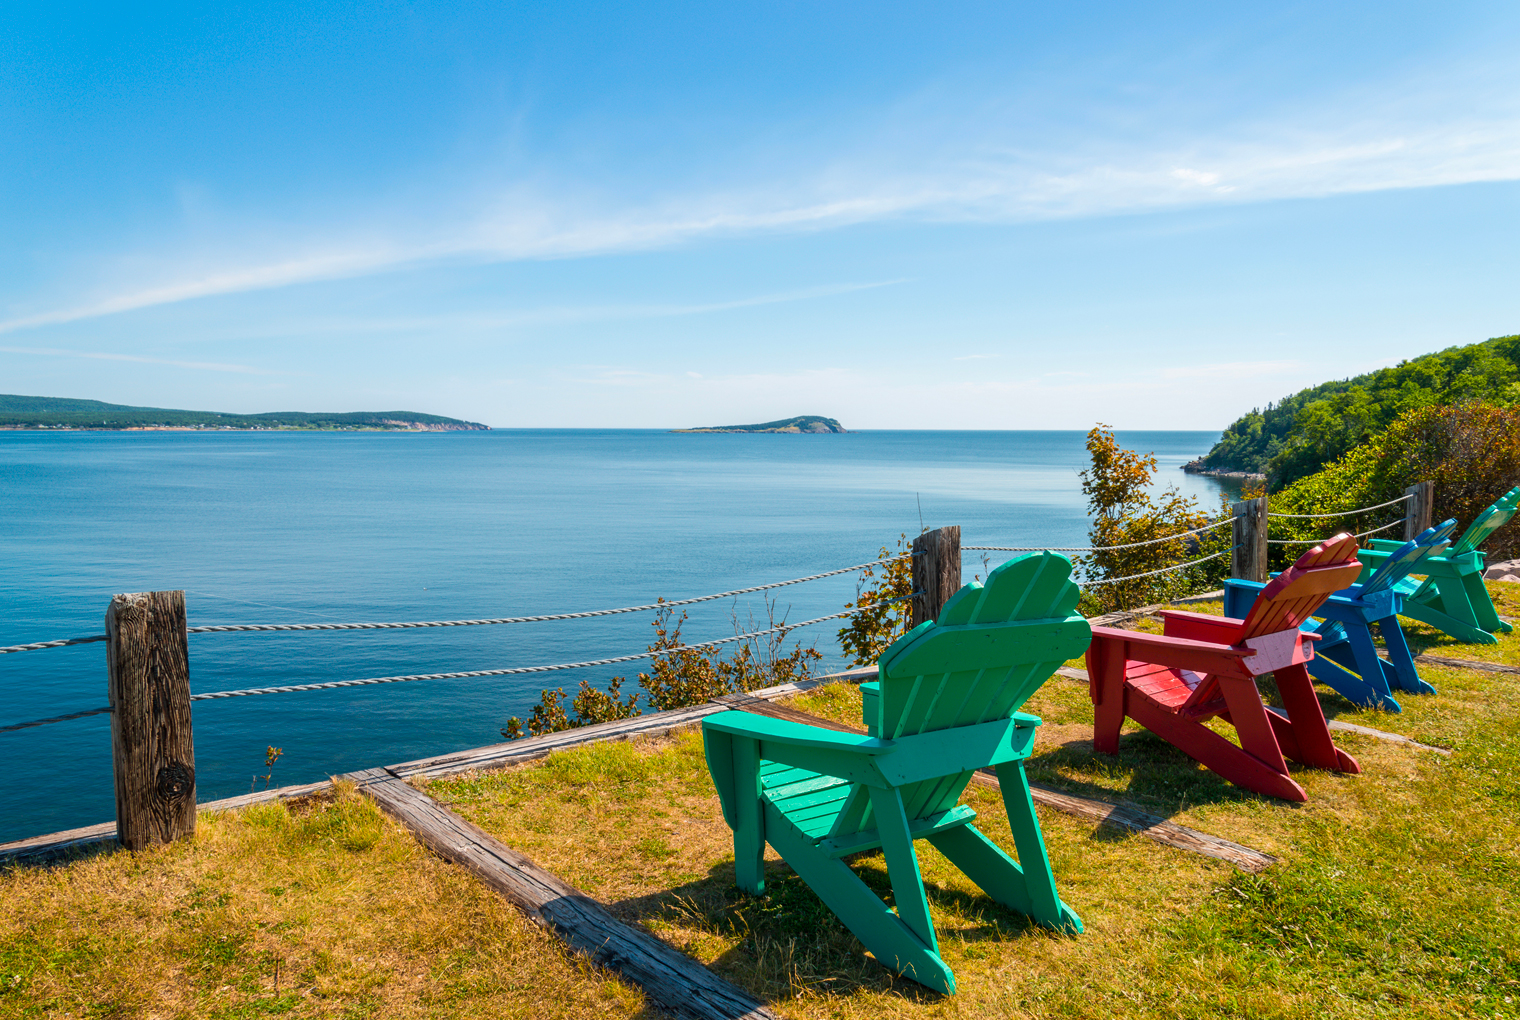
<box><xmin>1182</xmin><ymin>458</ymin><xmax>1264</xmax><ymax>482</ymax></box>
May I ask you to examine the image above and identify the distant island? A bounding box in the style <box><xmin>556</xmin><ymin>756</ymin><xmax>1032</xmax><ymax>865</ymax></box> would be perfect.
<box><xmin>0</xmin><ymin>394</ymin><xmax>489</xmax><ymax>431</ymax></box>
<box><xmin>672</xmin><ymin>415</ymin><xmax>846</xmax><ymax>434</ymax></box>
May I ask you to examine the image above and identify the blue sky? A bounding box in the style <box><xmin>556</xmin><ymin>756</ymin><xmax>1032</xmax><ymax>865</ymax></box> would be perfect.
<box><xmin>3</xmin><ymin>2</ymin><xmax>1518</xmax><ymax>428</ymax></box>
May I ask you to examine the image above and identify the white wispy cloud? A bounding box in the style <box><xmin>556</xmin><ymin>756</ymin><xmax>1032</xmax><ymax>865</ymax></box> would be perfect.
<box><xmin>0</xmin><ymin>345</ymin><xmax>286</xmax><ymax>375</ymax></box>
<box><xmin>4</xmin><ymin>61</ymin><xmax>1517</xmax><ymax>335</ymax></box>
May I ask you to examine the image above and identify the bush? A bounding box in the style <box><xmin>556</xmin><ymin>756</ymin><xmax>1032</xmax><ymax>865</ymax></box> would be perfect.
<box><xmin>835</xmin><ymin>536</ymin><xmax>914</xmax><ymax>667</ymax></box>
<box><xmin>503</xmin><ymin>600</ymin><xmax>822</xmax><ymax>739</ymax></box>
<box><xmin>1075</xmin><ymin>425</ymin><xmax>1231</xmax><ymax>614</ymax></box>
<box><xmin>1268</xmin><ymin>402</ymin><xmax>1520</xmax><ymax>563</ymax></box>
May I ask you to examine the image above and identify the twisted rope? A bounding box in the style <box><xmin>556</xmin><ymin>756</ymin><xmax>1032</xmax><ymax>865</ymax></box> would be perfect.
<box><xmin>0</xmin><ymin>635</ymin><xmax>107</xmax><ymax>654</ymax></box>
<box><xmin>0</xmin><ymin>560</ymin><xmax>885</xmax><ymax>655</ymax></box>
<box><xmin>1267</xmin><ymin>494</ymin><xmax>1412</xmax><ymax>519</ymax></box>
<box><xmin>1080</xmin><ymin>548</ymin><xmax>1234</xmax><ymax>587</ymax></box>
<box><xmin>1267</xmin><ymin>519</ymin><xmax>1404</xmax><ymax>544</ymax></box>
<box><xmin>0</xmin><ymin>705</ymin><xmax>115</xmax><ymax>734</ymax></box>
<box><xmin>0</xmin><ymin>595</ymin><xmax>912</xmax><ymax>732</ymax></box>
<box><xmin>965</xmin><ymin>516</ymin><xmax>1236</xmax><ymax>554</ymax></box>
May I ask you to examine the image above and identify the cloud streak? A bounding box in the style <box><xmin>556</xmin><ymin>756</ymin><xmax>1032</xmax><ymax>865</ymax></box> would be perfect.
<box><xmin>0</xmin><ymin>345</ymin><xmax>286</xmax><ymax>375</ymax></box>
<box><xmin>5</xmin><ymin>68</ymin><xmax>1519</xmax><ymax>336</ymax></box>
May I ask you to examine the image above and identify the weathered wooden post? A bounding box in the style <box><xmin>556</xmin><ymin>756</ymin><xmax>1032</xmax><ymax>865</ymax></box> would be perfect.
<box><xmin>910</xmin><ymin>526</ymin><xmax>961</xmax><ymax>627</ymax></box>
<box><xmin>1231</xmin><ymin>497</ymin><xmax>1268</xmax><ymax>583</ymax></box>
<box><xmin>1403</xmin><ymin>481</ymin><xmax>1435</xmax><ymax>540</ymax></box>
<box><xmin>106</xmin><ymin>590</ymin><xmax>196</xmax><ymax>850</ymax></box>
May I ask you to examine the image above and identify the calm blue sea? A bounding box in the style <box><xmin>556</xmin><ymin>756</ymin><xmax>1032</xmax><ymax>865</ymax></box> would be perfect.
<box><xmin>0</xmin><ymin>429</ymin><xmax>1227</xmax><ymax>842</ymax></box>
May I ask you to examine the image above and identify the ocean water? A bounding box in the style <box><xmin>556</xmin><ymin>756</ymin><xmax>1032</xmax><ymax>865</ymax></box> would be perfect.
<box><xmin>0</xmin><ymin>429</ymin><xmax>1227</xmax><ymax>842</ymax></box>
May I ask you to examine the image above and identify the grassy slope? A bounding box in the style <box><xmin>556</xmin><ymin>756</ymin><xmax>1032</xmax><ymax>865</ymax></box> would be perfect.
<box><xmin>429</xmin><ymin>599</ymin><xmax>1519</xmax><ymax>1019</ymax></box>
<box><xmin>5</xmin><ymin>591</ymin><xmax>1517</xmax><ymax>1018</ymax></box>
<box><xmin>0</xmin><ymin>783</ymin><xmax>646</xmax><ymax>1019</ymax></box>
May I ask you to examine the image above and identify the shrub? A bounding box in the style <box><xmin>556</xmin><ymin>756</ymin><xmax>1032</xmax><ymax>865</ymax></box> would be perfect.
<box><xmin>836</xmin><ymin>536</ymin><xmax>914</xmax><ymax>667</ymax></box>
<box><xmin>503</xmin><ymin>599</ymin><xmax>822</xmax><ymax>739</ymax></box>
<box><xmin>1268</xmin><ymin>402</ymin><xmax>1520</xmax><ymax>563</ymax></box>
<box><xmin>1074</xmin><ymin>425</ymin><xmax>1232</xmax><ymax>614</ymax></box>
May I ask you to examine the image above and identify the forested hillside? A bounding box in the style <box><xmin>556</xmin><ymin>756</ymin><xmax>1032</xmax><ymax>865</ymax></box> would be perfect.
<box><xmin>0</xmin><ymin>394</ymin><xmax>487</xmax><ymax>430</ymax></box>
<box><xmin>1199</xmin><ymin>334</ymin><xmax>1520</xmax><ymax>488</ymax></box>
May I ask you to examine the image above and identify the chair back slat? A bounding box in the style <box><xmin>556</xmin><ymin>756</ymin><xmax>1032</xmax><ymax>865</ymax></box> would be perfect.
<box><xmin>1451</xmin><ymin>487</ymin><xmax>1520</xmax><ymax>555</ymax></box>
<box><xmin>876</xmin><ymin>551</ymin><xmax>1089</xmax><ymax>742</ymax></box>
<box><xmin>1360</xmin><ymin>520</ymin><xmax>1457</xmax><ymax>595</ymax></box>
<box><xmin>1238</xmin><ymin>534</ymin><xmax>1362</xmax><ymax>640</ymax></box>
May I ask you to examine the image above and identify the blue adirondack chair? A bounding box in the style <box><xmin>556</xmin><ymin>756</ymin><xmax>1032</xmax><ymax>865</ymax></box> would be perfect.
<box><xmin>702</xmin><ymin>551</ymin><xmax>1091</xmax><ymax>994</ymax></box>
<box><xmin>1357</xmin><ymin>487</ymin><xmax>1519</xmax><ymax>645</ymax></box>
<box><xmin>1224</xmin><ymin>521</ymin><xmax>1456</xmax><ymax>712</ymax></box>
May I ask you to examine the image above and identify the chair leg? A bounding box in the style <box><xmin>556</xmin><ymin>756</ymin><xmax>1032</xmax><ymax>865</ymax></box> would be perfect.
<box><xmin>1404</xmin><ymin>585</ymin><xmax>1498</xmax><ymax>645</ymax></box>
<box><xmin>867</xmin><ymin>785</ymin><xmax>938</xmax><ymax>954</ymax></box>
<box><xmin>928</xmin><ymin>823</ymin><xmax>1083</xmax><ymax>934</ymax></box>
<box><xmin>1306</xmin><ymin>646</ymin><xmax>1398</xmax><ymax>712</ymax></box>
<box><xmin>1272</xmin><ymin>664</ymin><xmax>1359</xmax><ymax>774</ymax></box>
<box><xmin>1127</xmin><ymin>695</ymin><xmax>1307</xmax><ymax>801</ymax></box>
<box><xmin>730</xmin><ymin>737</ymin><xmax>767</xmax><ymax>895</ymax></box>
<box><xmin>1344</xmin><ymin>623</ymin><xmax>1401</xmax><ymax>710</ymax></box>
<box><xmin>1087</xmin><ymin>642</ymin><xmax>1126</xmax><ymax>755</ymax></box>
<box><xmin>762</xmin><ymin>804</ymin><xmax>955</xmax><ymax>994</ymax></box>
<box><xmin>1377</xmin><ymin>617</ymin><xmax>1435</xmax><ymax>696</ymax></box>
<box><xmin>993</xmin><ymin>762</ymin><xmax>1079</xmax><ymax>931</ymax></box>
<box><xmin>1217</xmin><ymin>676</ymin><xmax>1295</xmax><ymax>772</ymax></box>
<box><xmin>1462</xmin><ymin>571</ymin><xmax>1510</xmax><ymax>634</ymax></box>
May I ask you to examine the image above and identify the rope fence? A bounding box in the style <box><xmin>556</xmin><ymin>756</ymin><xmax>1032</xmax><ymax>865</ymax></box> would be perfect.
<box><xmin>0</xmin><ymin>488</ymin><xmax>1428</xmax><ymax>736</ymax></box>
<box><xmin>1266</xmin><ymin>519</ymin><xmax>1404</xmax><ymax>545</ymax></box>
<box><xmin>964</xmin><ymin>515</ymin><xmax>1236</xmax><ymax>554</ymax></box>
<box><xmin>1266</xmin><ymin>493</ymin><xmax>1412</xmax><ymax>519</ymax></box>
<box><xmin>1080</xmin><ymin>547</ymin><xmax>1235</xmax><ymax>586</ymax></box>
<box><xmin>0</xmin><ymin>595</ymin><xmax>915</xmax><ymax>734</ymax></box>
<box><xmin>0</xmin><ymin>559</ymin><xmax>887</xmax><ymax>656</ymax></box>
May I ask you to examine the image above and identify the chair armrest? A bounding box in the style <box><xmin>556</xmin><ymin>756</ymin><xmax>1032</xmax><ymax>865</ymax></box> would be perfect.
<box><xmin>702</xmin><ymin>710</ymin><xmax>897</xmax><ymax>755</ymax></box>
<box><xmin>1159</xmin><ymin>610</ymin><xmax>1244</xmax><ymax>643</ymax></box>
<box><xmin>1089</xmin><ymin>624</ymin><xmax>1255</xmax><ymax>675</ymax></box>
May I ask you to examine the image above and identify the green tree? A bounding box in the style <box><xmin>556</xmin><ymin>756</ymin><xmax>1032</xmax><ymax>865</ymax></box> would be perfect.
<box><xmin>1076</xmin><ymin>425</ymin><xmax>1230</xmax><ymax>614</ymax></box>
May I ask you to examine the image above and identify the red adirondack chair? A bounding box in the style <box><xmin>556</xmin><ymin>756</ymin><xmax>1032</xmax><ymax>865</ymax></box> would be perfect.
<box><xmin>1087</xmin><ymin>535</ymin><xmax>1365</xmax><ymax>802</ymax></box>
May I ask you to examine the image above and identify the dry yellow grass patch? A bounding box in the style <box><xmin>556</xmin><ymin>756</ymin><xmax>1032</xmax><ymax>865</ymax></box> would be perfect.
<box><xmin>0</xmin><ymin>783</ymin><xmax>647</xmax><ymax>1019</ymax></box>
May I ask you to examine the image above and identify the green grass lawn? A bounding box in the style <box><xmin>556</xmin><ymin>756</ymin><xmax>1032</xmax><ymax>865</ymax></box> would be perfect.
<box><xmin>429</xmin><ymin>592</ymin><xmax>1520</xmax><ymax>1019</ymax></box>
<box><xmin>4</xmin><ymin>585</ymin><xmax>1518</xmax><ymax>1019</ymax></box>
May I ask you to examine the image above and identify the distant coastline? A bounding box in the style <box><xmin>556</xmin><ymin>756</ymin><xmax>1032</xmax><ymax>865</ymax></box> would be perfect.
<box><xmin>673</xmin><ymin>415</ymin><xmax>845</xmax><ymax>434</ymax></box>
<box><xmin>0</xmin><ymin>394</ymin><xmax>488</xmax><ymax>431</ymax></box>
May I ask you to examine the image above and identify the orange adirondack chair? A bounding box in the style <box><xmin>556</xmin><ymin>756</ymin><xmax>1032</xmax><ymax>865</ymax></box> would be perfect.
<box><xmin>1087</xmin><ymin>535</ymin><xmax>1364</xmax><ymax>802</ymax></box>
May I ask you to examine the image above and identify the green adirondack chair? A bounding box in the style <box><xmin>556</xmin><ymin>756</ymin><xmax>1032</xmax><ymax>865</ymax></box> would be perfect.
<box><xmin>1358</xmin><ymin>486</ymin><xmax>1520</xmax><ymax>645</ymax></box>
<box><xmin>702</xmin><ymin>551</ymin><xmax>1091</xmax><ymax>994</ymax></box>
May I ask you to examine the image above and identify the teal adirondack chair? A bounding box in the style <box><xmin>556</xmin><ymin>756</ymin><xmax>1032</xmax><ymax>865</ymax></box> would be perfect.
<box><xmin>1358</xmin><ymin>487</ymin><xmax>1520</xmax><ymax>645</ymax></box>
<box><xmin>702</xmin><ymin>551</ymin><xmax>1091</xmax><ymax>994</ymax></box>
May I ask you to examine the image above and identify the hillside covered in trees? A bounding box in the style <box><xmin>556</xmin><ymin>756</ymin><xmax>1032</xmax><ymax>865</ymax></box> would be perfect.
<box><xmin>0</xmin><ymin>395</ymin><xmax>488</xmax><ymax>430</ymax></box>
<box><xmin>1198</xmin><ymin>334</ymin><xmax>1520</xmax><ymax>488</ymax></box>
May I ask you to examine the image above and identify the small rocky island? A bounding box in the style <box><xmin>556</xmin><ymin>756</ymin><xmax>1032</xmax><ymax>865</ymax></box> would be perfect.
<box><xmin>672</xmin><ymin>415</ymin><xmax>846</xmax><ymax>434</ymax></box>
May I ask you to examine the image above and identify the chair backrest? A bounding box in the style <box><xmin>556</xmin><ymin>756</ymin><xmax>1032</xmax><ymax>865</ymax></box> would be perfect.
<box><xmin>873</xmin><ymin>551</ymin><xmax>1090</xmax><ymax>741</ymax></box>
<box><xmin>1238</xmin><ymin>533</ymin><xmax>1364</xmax><ymax>640</ymax></box>
<box><xmin>1358</xmin><ymin>519</ymin><xmax>1457</xmax><ymax>596</ymax></box>
<box><xmin>1450</xmin><ymin>487</ymin><xmax>1520</xmax><ymax>555</ymax></box>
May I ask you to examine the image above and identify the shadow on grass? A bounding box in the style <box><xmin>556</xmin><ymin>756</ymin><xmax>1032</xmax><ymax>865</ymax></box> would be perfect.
<box><xmin>0</xmin><ymin>836</ymin><xmax>119</xmax><ymax>873</ymax></box>
<box><xmin>605</xmin><ymin>851</ymin><xmax>1065</xmax><ymax>1004</ymax></box>
<box><xmin>1024</xmin><ymin>731</ymin><xmax>1327</xmax><ymax>824</ymax></box>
